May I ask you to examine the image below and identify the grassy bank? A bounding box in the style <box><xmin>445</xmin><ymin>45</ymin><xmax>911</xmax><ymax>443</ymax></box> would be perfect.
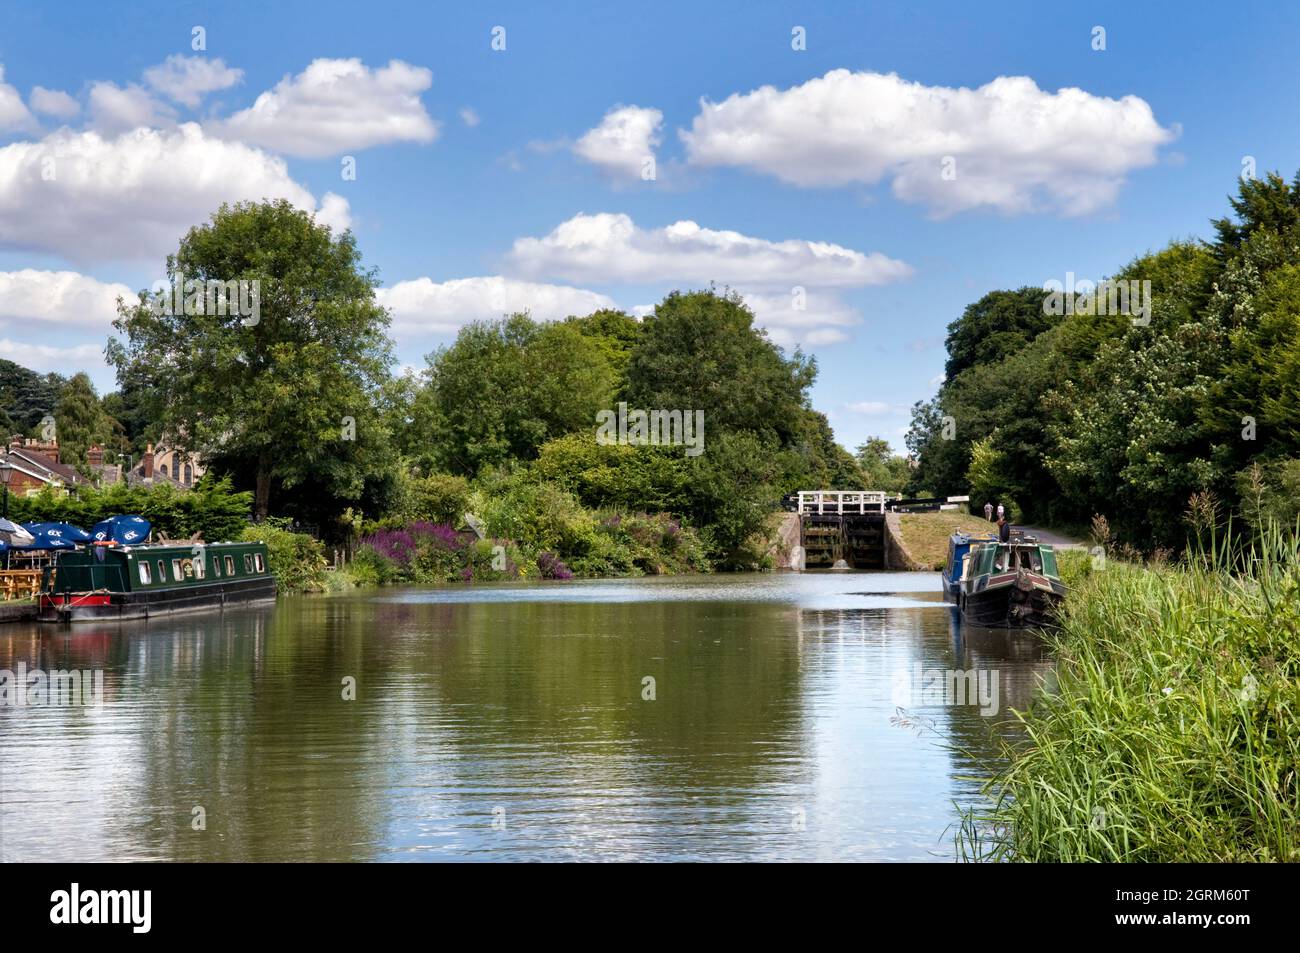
<box><xmin>960</xmin><ymin>530</ymin><xmax>1300</xmax><ymax>862</ymax></box>
<box><xmin>898</xmin><ymin>511</ymin><xmax>996</xmax><ymax>569</ymax></box>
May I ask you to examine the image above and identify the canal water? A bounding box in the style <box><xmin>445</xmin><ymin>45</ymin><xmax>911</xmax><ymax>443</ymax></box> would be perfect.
<box><xmin>0</xmin><ymin>573</ymin><xmax>1053</xmax><ymax>862</ymax></box>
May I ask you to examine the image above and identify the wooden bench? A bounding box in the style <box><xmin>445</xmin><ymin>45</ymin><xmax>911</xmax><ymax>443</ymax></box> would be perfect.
<box><xmin>0</xmin><ymin>569</ymin><xmax>45</xmax><ymax>601</ymax></box>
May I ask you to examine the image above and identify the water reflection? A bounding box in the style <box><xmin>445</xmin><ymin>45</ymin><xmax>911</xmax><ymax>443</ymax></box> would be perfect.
<box><xmin>0</xmin><ymin>573</ymin><xmax>1054</xmax><ymax>861</ymax></box>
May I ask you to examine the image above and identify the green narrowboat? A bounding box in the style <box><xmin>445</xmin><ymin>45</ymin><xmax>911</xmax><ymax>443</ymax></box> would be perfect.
<box><xmin>957</xmin><ymin>536</ymin><xmax>1066</xmax><ymax>628</ymax></box>
<box><xmin>38</xmin><ymin>541</ymin><xmax>276</xmax><ymax>623</ymax></box>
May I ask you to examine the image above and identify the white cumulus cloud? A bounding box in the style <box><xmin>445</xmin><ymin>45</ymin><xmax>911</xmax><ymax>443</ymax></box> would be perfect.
<box><xmin>0</xmin><ymin>269</ymin><xmax>133</xmax><ymax>331</ymax></box>
<box><xmin>734</xmin><ymin>289</ymin><xmax>858</xmax><ymax>349</ymax></box>
<box><xmin>88</xmin><ymin>81</ymin><xmax>175</xmax><ymax>134</ymax></box>
<box><xmin>0</xmin><ymin>123</ymin><xmax>350</xmax><ymax>263</ymax></box>
<box><xmin>29</xmin><ymin>86</ymin><xmax>79</xmax><ymax>120</ymax></box>
<box><xmin>0</xmin><ymin>66</ymin><xmax>36</xmax><ymax>131</ymax></box>
<box><xmin>573</xmin><ymin>105</ymin><xmax>662</xmax><ymax>180</ymax></box>
<box><xmin>378</xmin><ymin>275</ymin><xmax>615</xmax><ymax>335</ymax></box>
<box><xmin>0</xmin><ymin>338</ymin><xmax>110</xmax><ymax>372</ymax></box>
<box><xmin>210</xmin><ymin>58</ymin><xmax>438</xmax><ymax>157</ymax></box>
<box><xmin>506</xmin><ymin>212</ymin><xmax>911</xmax><ymax>288</ymax></box>
<box><xmin>144</xmin><ymin>55</ymin><xmax>244</xmax><ymax>108</ymax></box>
<box><xmin>680</xmin><ymin>69</ymin><xmax>1175</xmax><ymax>216</ymax></box>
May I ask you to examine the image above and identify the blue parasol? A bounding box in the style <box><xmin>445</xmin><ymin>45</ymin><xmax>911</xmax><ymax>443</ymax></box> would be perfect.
<box><xmin>91</xmin><ymin>514</ymin><xmax>152</xmax><ymax>545</ymax></box>
<box><xmin>23</xmin><ymin>521</ymin><xmax>92</xmax><ymax>543</ymax></box>
<box><xmin>14</xmin><ymin>533</ymin><xmax>77</xmax><ymax>551</ymax></box>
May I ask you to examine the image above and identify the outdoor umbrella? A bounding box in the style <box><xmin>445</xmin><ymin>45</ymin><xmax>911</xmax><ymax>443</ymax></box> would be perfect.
<box><xmin>25</xmin><ymin>521</ymin><xmax>93</xmax><ymax>544</ymax></box>
<box><xmin>91</xmin><ymin>515</ymin><xmax>152</xmax><ymax>545</ymax></box>
<box><xmin>14</xmin><ymin>533</ymin><xmax>76</xmax><ymax>551</ymax></box>
<box><xmin>0</xmin><ymin>518</ymin><xmax>35</xmax><ymax>546</ymax></box>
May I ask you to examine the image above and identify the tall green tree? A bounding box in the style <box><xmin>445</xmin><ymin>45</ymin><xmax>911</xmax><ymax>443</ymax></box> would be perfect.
<box><xmin>54</xmin><ymin>372</ymin><xmax>115</xmax><ymax>471</ymax></box>
<box><xmin>943</xmin><ymin>286</ymin><xmax>1056</xmax><ymax>380</ymax></box>
<box><xmin>564</xmin><ymin>308</ymin><xmax>642</xmax><ymax>391</ymax></box>
<box><xmin>0</xmin><ymin>359</ymin><xmax>65</xmax><ymax>435</ymax></box>
<box><xmin>415</xmin><ymin>313</ymin><xmax>618</xmax><ymax>476</ymax></box>
<box><xmin>855</xmin><ymin>436</ymin><xmax>911</xmax><ymax>493</ymax></box>
<box><xmin>108</xmin><ymin>199</ymin><xmax>393</xmax><ymax>519</ymax></box>
<box><xmin>624</xmin><ymin>290</ymin><xmax>816</xmax><ymax>448</ymax></box>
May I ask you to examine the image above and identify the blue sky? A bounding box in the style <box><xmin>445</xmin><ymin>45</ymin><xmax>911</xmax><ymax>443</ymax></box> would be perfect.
<box><xmin>1</xmin><ymin>0</ymin><xmax>1297</xmax><ymax>452</ymax></box>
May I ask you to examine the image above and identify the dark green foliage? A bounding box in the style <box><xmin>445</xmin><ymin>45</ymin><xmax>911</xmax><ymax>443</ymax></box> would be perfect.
<box><xmin>108</xmin><ymin>199</ymin><xmax>394</xmax><ymax>520</ymax></box>
<box><xmin>100</xmin><ymin>378</ymin><xmax>155</xmax><ymax>454</ymax></box>
<box><xmin>402</xmin><ymin>292</ymin><xmax>861</xmax><ymax>569</ymax></box>
<box><xmin>407</xmin><ymin>473</ymin><xmax>471</xmax><ymax>525</ymax></box>
<box><xmin>565</xmin><ymin>308</ymin><xmax>642</xmax><ymax>386</ymax></box>
<box><xmin>624</xmin><ymin>289</ymin><xmax>815</xmax><ymax>449</ymax></box>
<box><xmin>855</xmin><ymin>438</ymin><xmax>911</xmax><ymax>495</ymax></box>
<box><xmin>1210</xmin><ymin>170</ymin><xmax>1300</xmax><ymax>263</ymax></box>
<box><xmin>416</xmin><ymin>313</ymin><xmax>617</xmax><ymax>475</ymax></box>
<box><xmin>909</xmin><ymin>168</ymin><xmax>1300</xmax><ymax>545</ymax></box>
<box><xmin>239</xmin><ymin>517</ymin><xmax>329</xmax><ymax>593</ymax></box>
<box><xmin>54</xmin><ymin>372</ymin><xmax>115</xmax><ymax>473</ymax></box>
<box><xmin>8</xmin><ymin>475</ymin><xmax>252</xmax><ymax>542</ymax></box>
<box><xmin>0</xmin><ymin>359</ymin><xmax>64</xmax><ymax>435</ymax></box>
<box><xmin>943</xmin><ymin>286</ymin><xmax>1056</xmax><ymax>380</ymax></box>
<box><xmin>684</xmin><ymin>430</ymin><xmax>784</xmax><ymax>567</ymax></box>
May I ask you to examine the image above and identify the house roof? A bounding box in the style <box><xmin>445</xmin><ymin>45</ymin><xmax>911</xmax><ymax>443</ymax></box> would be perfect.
<box><xmin>5</xmin><ymin>446</ymin><xmax>88</xmax><ymax>486</ymax></box>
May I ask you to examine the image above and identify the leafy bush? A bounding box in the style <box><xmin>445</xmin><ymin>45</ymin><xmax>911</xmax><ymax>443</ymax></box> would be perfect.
<box><xmin>536</xmin><ymin>552</ymin><xmax>574</xmax><ymax>579</ymax></box>
<box><xmin>565</xmin><ymin>528</ymin><xmax>638</xmax><ymax>577</ymax></box>
<box><xmin>408</xmin><ymin>472</ymin><xmax>471</xmax><ymax>524</ymax></box>
<box><xmin>532</xmin><ymin>433</ymin><xmax>691</xmax><ymax>512</ymax></box>
<box><xmin>239</xmin><ymin>517</ymin><xmax>328</xmax><ymax>593</ymax></box>
<box><xmin>479</xmin><ymin>477</ymin><xmax>596</xmax><ymax>555</ymax></box>
<box><xmin>346</xmin><ymin>545</ymin><xmax>396</xmax><ymax>587</ymax></box>
<box><xmin>352</xmin><ymin>520</ymin><xmax>539</xmax><ymax>584</ymax></box>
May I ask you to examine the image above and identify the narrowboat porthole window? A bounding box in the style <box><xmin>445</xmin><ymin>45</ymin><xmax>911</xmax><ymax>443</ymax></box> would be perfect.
<box><xmin>138</xmin><ymin>561</ymin><xmax>151</xmax><ymax>584</ymax></box>
<box><xmin>157</xmin><ymin>560</ymin><xmax>167</xmax><ymax>581</ymax></box>
<box><xmin>212</xmin><ymin>556</ymin><xmax>221</xmax><ymax>577</ymax></box>
<box><xmin>254</xmin><ymin>553</ymin><xmax>265</xmax><ymax>573</ymax></box>
<box><xmin>193</xmin><ymin>557</ymin><xmax>205</xmax><ymax>579</ymax></box>
<box><xmin>244</xmin><ymin>554</ymin><xmax>253</xmax><ymax>573</ymax></box>
<box><xmin>172</xmin><ymin>558</ymin><xmax>184</xmax><ymax>579</ymax></box>
<box><xmin>224</xmin><ymin>555</ymin><xmax>235</xmax><ymax>575</ymax></box>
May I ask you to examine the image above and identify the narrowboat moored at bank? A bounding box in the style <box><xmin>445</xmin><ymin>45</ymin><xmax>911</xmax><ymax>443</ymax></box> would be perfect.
<box><xmin>955</xmin><ymin>536</ymin><xmax>1066</xmax><ymax>628</ymax></box>
<box><xmin>941</xmin><ymin>531</ymin><xmax>998</xmax><ymax>601</ymax></box>
<box><xmin>38</xmin><ymin>541</ymin><xmax>275</xmax><ymax>623</ymax></box>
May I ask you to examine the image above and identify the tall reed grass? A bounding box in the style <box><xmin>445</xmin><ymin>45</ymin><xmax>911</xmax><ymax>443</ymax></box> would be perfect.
<box><xmin>959</xmin><ymin>524</ymin><xmax>1300</xmax><ymax>861</ymax></box>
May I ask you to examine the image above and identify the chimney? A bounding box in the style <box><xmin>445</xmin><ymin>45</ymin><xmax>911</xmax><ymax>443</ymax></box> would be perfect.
<box><xmin>87</xmin><ymin>444</ymin><xmax>104</xmax><ymax>467</ymax></box>
<box><xmin>143</xmin><ymin>443</ymin><xmax>154</xmax><ymax>479</ymax></box>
